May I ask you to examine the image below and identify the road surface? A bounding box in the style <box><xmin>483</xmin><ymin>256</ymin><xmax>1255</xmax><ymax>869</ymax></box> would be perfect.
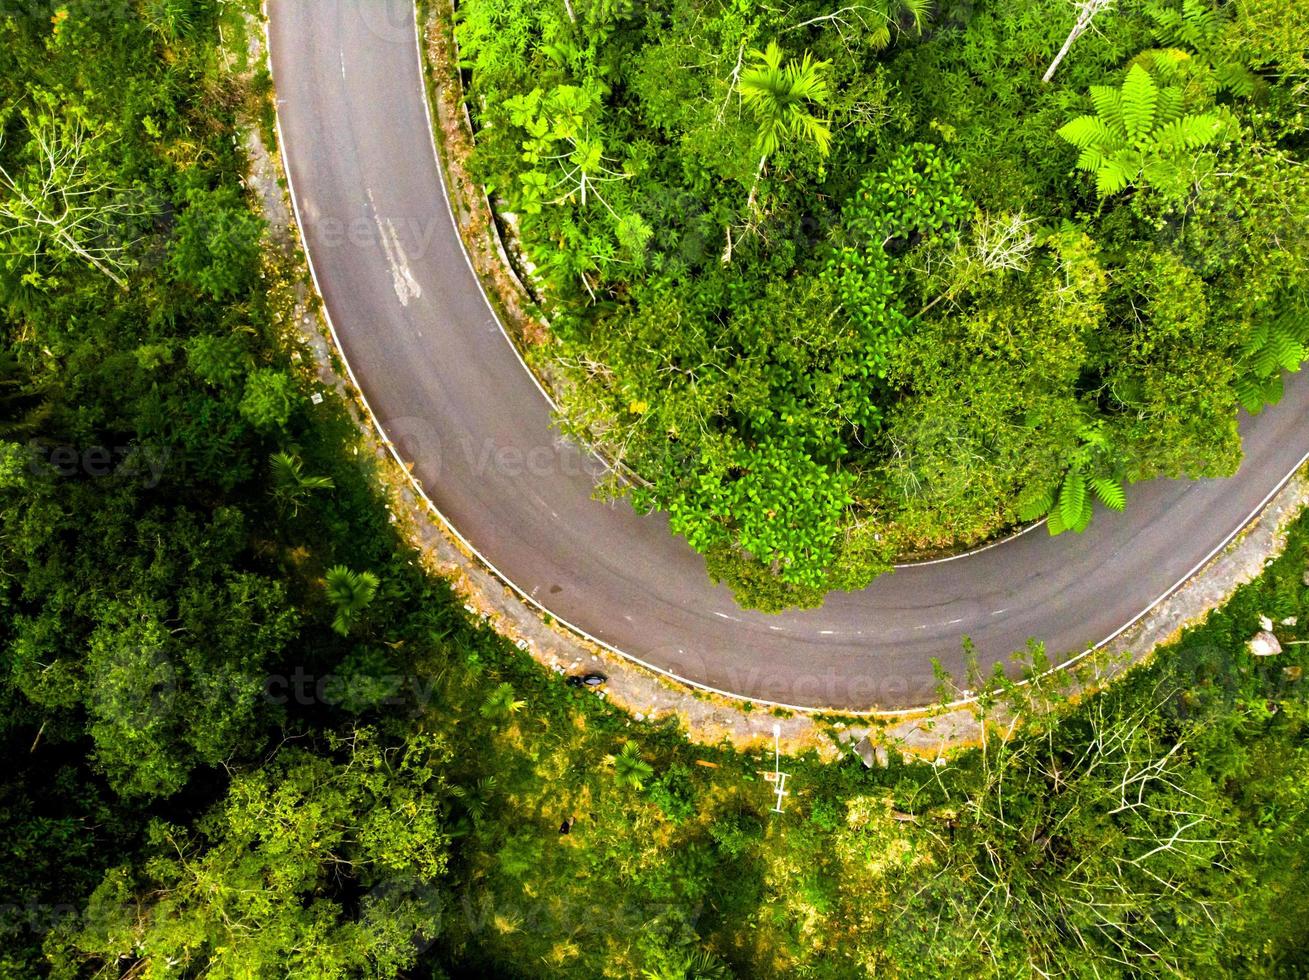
<box><xmin>266</xmin><ymin>0</ymin><xmax>1309</xmax><ymax>710</ymax></box>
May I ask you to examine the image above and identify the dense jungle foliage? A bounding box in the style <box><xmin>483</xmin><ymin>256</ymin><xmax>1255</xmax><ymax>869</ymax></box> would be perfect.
<box><xmin>457</xmin><ymin>0</ymin><xmax>1309</xmax><ymax>608</ymax></box>
<box><xmin>2</xmin><ymin>1</ymin><xmax>1309</xmax><ymax>978</ymax></box>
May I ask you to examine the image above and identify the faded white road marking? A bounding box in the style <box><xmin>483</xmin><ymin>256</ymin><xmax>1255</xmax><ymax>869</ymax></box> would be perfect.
<box><xmin>367</xmin><ymin>189</ymin><xmax>422</xmax><ymax>306</ymax></box>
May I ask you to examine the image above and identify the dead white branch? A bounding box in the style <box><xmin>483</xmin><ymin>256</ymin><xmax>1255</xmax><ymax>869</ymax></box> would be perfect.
<box><xmin>0</xmin><ymin>112</ymin><xmax>146</xmax><ymax>289</ymax></box>
<box><xmin>1043</xmin><ymin>0</ymin><xmax>1116</xmax><ymax>84</ymax></box>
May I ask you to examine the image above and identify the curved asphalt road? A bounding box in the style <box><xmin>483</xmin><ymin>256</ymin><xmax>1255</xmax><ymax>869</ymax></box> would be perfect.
<box><xmin>267</xmin><ymin>0</ymin><xmax>1309</xmax><ymax>711</ymax></box>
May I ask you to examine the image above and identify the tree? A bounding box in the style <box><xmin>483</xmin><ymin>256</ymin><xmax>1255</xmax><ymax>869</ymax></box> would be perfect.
<box><xmin>664</xmin><ymin>439</ymin><xmax>856</xmax><ymax>593</ymax></box>
<box><xmin>884</xmin><ymin>225</ymin><xmax>1106</xmax><ymax>548</ymax></box>
<box><xmin>324</xmin><ymin>565</ymin><xmax>380</xmax><ymax>636</ymax></box>
<box><xmin>83</xmin><ymin>600</ymin><xmax>188</xmax><ymax>798</ymax></box>
<box><xmin>186</xmin><ymin>333</ymin><xmax>250</xmax><ymax>388</ymax></box>
<box><xmin>62</xmin><ymin>729</ymin><xmax>451</xmax><ymax>978</ymax></box>
<box><xmin>930</xmin><ymin>688</ymin><xmax>1237</xmax><ymax>974</ymax></box>
<box><xmin>1016</xmin><ymin>425</ymin><xmax>1127</xmax><ymax>536</ymax></box>
<box><xmin>0</xmin><ymin>96</ymin><xmax>147</xmax><ymax>289</ymax></box>
<box><xmin>608</xmin><ymin>741</ymin><xmax>654</xmax><ymax>790</ymax></box>
<box><xmin>738</xmin><ymin>41</ymin><xmax>832</xmax><ymax>204</ymax></box>
<box><xmin>479</xmin><ymin>681</ymin><xmax>527</xmax><ymax>720</ymax></box>
<box><xmin>1057</xmin><ymin>62</ymin><xmax>1229</xmax><ymax>199</ymax></box>
<box><xmin>239</xmin><ymin>367</ymin><xmax>300</xmax><ymax>431</ymax></box>
<box><xmin>168</xmin><ymin>184</ymin><xmax>264</xmax><ymax>300</ymax></box>
<box><xmin>269</xmin><ymin>450</ymin><xmax>335</xmax><ymax>516</ymax></box>
<box><xmin>503</xmin><ymin>83</ymin><xmax>630</xmax><ymax>214</ymax></box>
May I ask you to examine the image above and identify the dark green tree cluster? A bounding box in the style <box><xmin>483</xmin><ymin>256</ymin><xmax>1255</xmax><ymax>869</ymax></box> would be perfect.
<box><xmin>0</xmin><ymin>3</ymin><xmax>464</xmax><ymax>974</ymax></box>
<box><xmin>459</xmin><ymin>0</ymin><xmax>1309</xmax><ymax>608</ymax></box>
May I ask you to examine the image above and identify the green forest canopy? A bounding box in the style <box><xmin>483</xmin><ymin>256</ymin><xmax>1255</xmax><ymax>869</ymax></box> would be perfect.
<box><xmin>1</xmin><ymin>1</ymin><xmax>1309</xmax><ymax>977</ymax></box>
<box><xmin>458</xmin><ymin>0</ymin><xmax>1309</xmax><ymax>609</ymax></box>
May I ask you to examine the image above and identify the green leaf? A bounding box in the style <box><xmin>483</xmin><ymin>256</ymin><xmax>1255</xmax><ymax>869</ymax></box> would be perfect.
<box><xmin>1076</xmin><ymin>147</ymin><xmax>1107</xmax><ymax>173</ymax></box>
<box><xmin>1235</xmin><ymin>375</ymin><xmax>1266</xmax><ymax>414</ymax></box>
<box><xmin>1153</xmin><ymin>114</ymin><xmax>1222</xmax><ymax>152</ymax></box>
<box><xmin>1059</xmin><ymin>469</ymin><xmax>1087</xmax><ymax>531</ymax></box>
<box><xmin>1154</xmin><ymin>85</ymin><xmax>1184</xmax><ymax>126</ymax></box>
<box><xmin>1090</xmin><ymin>476</ymin><xmax>1126</xmax><ymax>512</ymax></box>
<box><xmin>1096</xmin><ymin>158</ymin><xmax>1134</xmax><ymax>197</ymax></box>
<box><xmin>1089</xmin><ymin>85</ymin><xmax>1125</xmax><ymax>137</ymax></box>
<box><xmin>1268</xmin><ymin>322</ymin><xmax>1306</xmax><ymax>372</ymax></box>
<box><xmin>1047</xmin><ymin>505</ymin><xmax>1069</xmax><ymax>536</ymax></box>
<box><xmin>1121</xmin><ymin>64</ymin><xmax>1159</xmax><ymax>143</ymax></box>
<box><xmin>1236</xmin><ymin>372</ymin><xmax>1286</xmax><ymax>414</ymax></box>
<box><xmin>1264</xmin><ymin>372</ymin><xmax>1286</xmax><ymax>407</ymax></box>
<box><xmin>1058</xmin><ymin>115</ymin><xmax>1114</xmax><ymax>150</ymax></box>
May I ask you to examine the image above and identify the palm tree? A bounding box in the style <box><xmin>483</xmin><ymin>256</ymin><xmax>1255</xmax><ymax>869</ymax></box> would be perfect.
<box><xmin>324</xmin><ymin>565</ymin><xmax>379</xmax><ymax>636</ymax></box>
<box><xmin>480</xmin><ymin>681</ymin><xmax>527</xmax><ymax>720</ymax></box>
<box><xmin>738</xmin><ymin>41</ymin><xmax>832</xmax><ymax>208</ymax></box>
<box><xmin>643</xmin><ymin>947</ymin><xmax>735</xmax><ymax>980</ymax></box>
<box><xmin>269</xmin><ymin>451</ymin><xmax>334</xmax><ymax>516</ymax></box>
<box><xmin>608</xmin><ymin>741</ymin><xmax>654</xmax><ymax>791</ymax></box>
<box><xmin>449</xmin><ymin>775</ymin><xmax>498</xmax><ymax>837</ymax></box>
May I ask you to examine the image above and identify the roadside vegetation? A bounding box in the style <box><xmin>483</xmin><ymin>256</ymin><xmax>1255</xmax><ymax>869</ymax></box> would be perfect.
<box><xmin>457</xmin><ymin>0</ymin><xmax>1309</xmax><ymax>608</ymax></box>
<box><xmin>2</xmin><ymin>2</ymin><xmax>1309</xmax><ymax>978</ymax></box>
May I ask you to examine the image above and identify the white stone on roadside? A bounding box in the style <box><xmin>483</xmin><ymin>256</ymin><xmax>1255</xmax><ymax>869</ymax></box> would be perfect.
<box><xmin>1248</xmin><ymin>631</ymin><xmax>1282</xmax><ymax>657</ymax></box>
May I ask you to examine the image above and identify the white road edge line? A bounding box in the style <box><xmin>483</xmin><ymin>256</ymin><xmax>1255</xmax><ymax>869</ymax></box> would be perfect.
<box><xmin>264</xmin><ymin>1</ymin><xmax>1309</xmax><ymax>718</ymax></box>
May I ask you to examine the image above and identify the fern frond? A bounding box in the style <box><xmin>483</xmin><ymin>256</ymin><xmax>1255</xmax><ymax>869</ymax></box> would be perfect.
<box><xmin>1096</xmin><ymin>157</ymin><xmax>1135</xmax><ymax>196</ymax></box>
<box><xmin>1090</xmin><ymin>476</ymin><xmax>1126</xmax><ymax>512</ymax></box>
<box><xmin>1182</xmin><ymin>0</ymin><xmax>1222</xmax><ymax>42</ymax></box>
<box><xmin>1236</xmin><ymin>372</ymin><xmax>1286</xmax><ymax>414</ymax></box>
<box><xmin>1242</xmin><ymin>319</ymin><xmax>1269</xmax><ymax>355</ymax></box>
<box><xmin>1058</xmin><ymin>115</ymin><xmax>1115</xmax><ymax>150</ymax></box>
<box><xmin>1187</xmin><ymin>112</ymin><xmax>1223</xmax><ymax>145</ymax></box>
<box><xmin>1059</xmin><ymin>470</ymin><xmax>1088</xmax><ymax>530</ymax></box>
<box><xmin>1215</xmin><ymin>62</ymin><xmax>1258</xmax><ymax>97</ymax></box>
<box><xmin>1121</xmin><ymin>65</ymin><xmax>1159</xmax><ymax>142</ymax></box>
<box><xmin>1234</xmin><ymin>375</ymin><xmax>1265</xmax><ymax>414</ymax></box>
<box><xmin>899</xmin><ymin>0</ymin><xmax>933</xmax><ymax>31</ymax></box>
<box><xmin>1275</xmin><ymin>307</ymin><xmax>1309</xmax><ymax>345</ymax></box>
<box><xmin>1154</xmin><ymin>86</ymin><xmax>1184</xmax><ymax>126</ymax></box>
<box><xmin>1150</xmin><ymin>116</ymin><xmax>1212</xmax><ymax>152</ymax></box>
<box><xmin>1251</xmin><ymin>345</ymin><xmax>1279</xmax><ymax>378</ymax></box>
<box><xmin>1262</xmin><ymin>372</ymin><xmax>1286</xmax><ymax>407</ymax></box>
<box><xmin>1134</xmin><ymin>48</ymin><xmax>1189</xmax><ymax>82</ymax></box>
<box><xmin>1077</xmin><ymin>147</ymin><xmax>1107</xmax><ymax>173</ymax></box>
<box><xmin>1047</xmin><ymin>505</ymin><xmax>1069</xmax><ymax>536</ymax></box>
<box><xmin>1267</xmin><ymin>322</ymin><xmax>1306</xmax><ymax>372</ymax></box>
<box><xmin>1146</xmin><ymin>3</ymin><xmax>1185</xmax><ymax>40</ymax></box>
<box><xmin>1089</xmin><ymin>85</ymin><xmax>1126</xmax><ymax>137</ymax></box>
<box><xmin>1070</xmin><ymin>504</ymin><xmax>1094</xmax><ymax>534</ymax></box>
